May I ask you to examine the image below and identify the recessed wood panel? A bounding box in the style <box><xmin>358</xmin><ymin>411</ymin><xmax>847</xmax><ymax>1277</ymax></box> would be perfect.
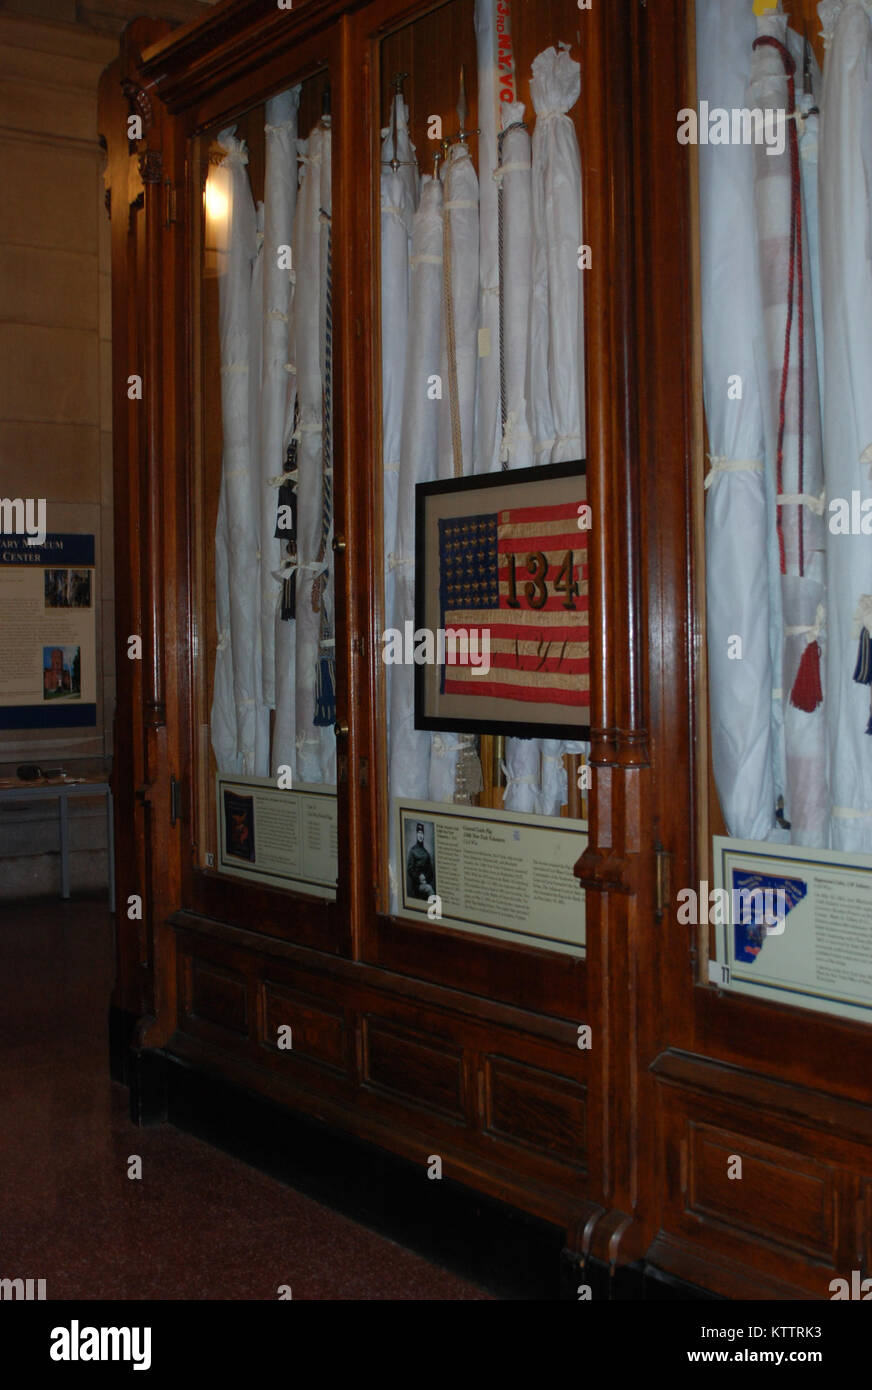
<box><xmin>186</xmin><ymin>957</ymin><xmax>248</xmax><ymax>1037</ymax></box>
<box><xmin>484</xmin><ymin>1055</ymin><xmax>586</xmax><ymax>1169</ymax></box>
<box><xmin>687</xmin><ymin>1122</ymin><xmax>836</xmax><ymax>1261</ymax></box>
<box><xmin>261</xmin><ymin>982</ymin><xmax>348</xmax><ymax>1074</ymax></box>
<box><xmin>362</xmin><ymin>1018</ymin><xmax>466</xmax><ymax>1120</ymax></box>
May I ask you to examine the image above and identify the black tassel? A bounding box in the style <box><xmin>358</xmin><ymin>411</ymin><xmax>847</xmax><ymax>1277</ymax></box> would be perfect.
<box><xmin>280</xmin><ymin>570</ymin><xmax>296</xmax><ymax>622</ymax></box>
<box><xmin>853</xmin><ymin>627</ymin><xmax>872</xmax><ymax>685</ymax></box>
<box><xmin>313</xmin><ymin>656</ymin><xmax>336</xmax><ymax>727</ymax></box>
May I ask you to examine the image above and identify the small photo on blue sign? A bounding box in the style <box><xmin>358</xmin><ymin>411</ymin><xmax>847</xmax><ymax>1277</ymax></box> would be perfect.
<box><xmin>42</xmin><ymin>645</ymin><xmax>81</xmax><ymax>701</ymax></box>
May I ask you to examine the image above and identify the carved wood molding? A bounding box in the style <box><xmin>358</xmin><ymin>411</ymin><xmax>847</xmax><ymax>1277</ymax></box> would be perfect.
<box><xmin>138</xmin><ymin>149</ymin><xmax>163</xmax><ymax>184</ymax></box>
<box><xmin>574</xmin><ymin>845</ymin><xmax>636</xmax><ymax>896</ymax></box>
<box><xmin>588</xmin><ymin>1206</ymin><xmax>647</xmax><ymax>1272</ymax></box>
<box><xmin>652</xmin><ymin>1048</ymin><xmax>872</xmax><ymax>1147</ymax></box>
<box><xmin>121</xmin><ymin>77</ymin><xmax>154</xmax><ymax>134</ymax></box>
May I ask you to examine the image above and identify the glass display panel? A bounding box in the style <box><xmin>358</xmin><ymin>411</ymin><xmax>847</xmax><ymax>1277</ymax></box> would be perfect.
<box><xmin>693</xmin><ymin>0</ymin><xmax>872</xmax><ymax>1020</ymax></box>
<box><xmin>374</xmin><ymin>0</ymin><xmax>589</xmax><ymax>951</ymax></box>
<box><xmin>190</xmin><ymin>72</ymin><xmax>339</xmax><ymax>900</ymax></box>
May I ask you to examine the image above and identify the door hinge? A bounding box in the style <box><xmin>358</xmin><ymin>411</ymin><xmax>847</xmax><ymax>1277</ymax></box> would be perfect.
<box><xmin>170</xmin><ymin>775</ymin><xmax>182</xmax><ymax>827</ymax></box>
<box><xmin>654</xmin><ymin>841</ymin><xmax>671</xmax><ymax>921</ymax></box>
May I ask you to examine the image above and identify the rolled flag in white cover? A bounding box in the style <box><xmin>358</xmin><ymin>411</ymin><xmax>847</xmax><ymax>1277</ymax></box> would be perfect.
<box><xmin>210</xmin><ymin>128</ymin><xmax>260</xmax><ymax>776</ymax></box>
<box><xmin>292</xmin><ymin>120</ymin><xmax>332</xmax><ymax>785</ymax></box>
<box><xmin>527</xmin><ymin>44</ymin><xmax>587</xmax><ymax>817</ymax></box>
<box><xmin>696</xmin><ymin>0</ymin><xmax>775</xmax><ymax>840</ymax></box>
<box><xmin>437</xmin><ymin>141</ymin><xmax>480</xmax><ymax>482</ymax></box>
<box><xmin>248</xmin><ymin>200</ymin><xmax>271</xmax><ymax>775</ymax></box>
<box><xmin>388</xmin><ymin>176</ymin><xmax>444</xmax><ymax>906</ymax></box>
<box><xmin>260</xmin><ymin>89</ymin><xmax>300</xmax><ymax>724</ymax></box>
<box><xmin>750</xmin><ymin>7</ymin><xmax>828</xmax><ymax>848</ymax></box>
<box><xmin>528</xmin><ymin>43</ymin><xmax>584</xmax><ymax>468</ymax></box>
<box><xmin>474</xmin><ymin>0</ymin><xmax>515</xmax><ymax>474</ymax></box>
<box><xmin>498</xmin><ymin>101</ymin><xmax>533</xmax><ymax>472</ymax></box>
<box><xmin>267</xmin><ymin>89</ymin><xmax>302</xmax><ymax>779</ymax></box>
<box><xmin>431</xmin><ymin>140</ymin><xmax>480</xmax><ymax>802</ymax></box>
<box><xmin>496</xmin><ymin>100</ymin><xmax>540</xmax><ymax>813</ymax></box>
<box><xmin>381</xmin><ymin>94</ymin><xmax>419</xmax><ymax>679</ymax></box>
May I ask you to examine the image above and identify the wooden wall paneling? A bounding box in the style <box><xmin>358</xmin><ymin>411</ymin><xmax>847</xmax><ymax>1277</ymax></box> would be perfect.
<box><xmin>170</xmin><ymin>912</ymin><xmax>594</xmax><ymax>1228</ymax></box>
<box><xmin>652</xmin><ymin>1050</ymin><xmax>872</xmax><ymax>1297</ymax></box>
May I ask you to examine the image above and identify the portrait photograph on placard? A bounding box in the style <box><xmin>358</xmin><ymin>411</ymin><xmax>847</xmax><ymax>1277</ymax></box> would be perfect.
<box><xmin>414</xmin><ymin>459</ymin><xmax>589</xmax><ymax>739</ymax></box>
<box><xmin>403</xmin><ymin>816</ymin><xmax>437</xmax><ymax>902</ymax></box>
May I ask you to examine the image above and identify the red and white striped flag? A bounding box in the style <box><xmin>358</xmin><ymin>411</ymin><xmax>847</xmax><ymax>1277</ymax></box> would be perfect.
<box><xmin>438</xmin><ymin>498</ymin><xmax>588</xmax><ymax>705</ymax></box>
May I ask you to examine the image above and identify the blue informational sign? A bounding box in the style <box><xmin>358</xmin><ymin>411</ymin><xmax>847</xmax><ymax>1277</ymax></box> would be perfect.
<box><xmin>0</xmin><ymin>533</ymin><xmax>98</xmax><ymax>729</ymax></box>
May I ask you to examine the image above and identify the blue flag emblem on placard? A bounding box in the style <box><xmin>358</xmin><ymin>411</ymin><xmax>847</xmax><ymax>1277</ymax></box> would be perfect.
<box><xmin>731</xmin><ymin>869</ymin><xmax>807</xmax><ymax>965</ymax></box>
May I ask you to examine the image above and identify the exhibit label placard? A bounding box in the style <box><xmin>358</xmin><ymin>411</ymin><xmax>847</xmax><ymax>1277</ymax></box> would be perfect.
<box><xmin>0</xmin><ymin>534</ymin><xmax>97</xmax><ymax>729</ymax></box>
<box><xmin>217</xmin><ymin>775</ymin><xmax>337</xmax><ymax>899</ymax></box>
<box><xmin>713</xmin><ymin>835</ymin><xmax>872</xmax><ymax>1024</ymax></box>
<box><xmin>396</xmin><ymin>797</ymin><xmax>586</xmax><ymax>955</ymax></box>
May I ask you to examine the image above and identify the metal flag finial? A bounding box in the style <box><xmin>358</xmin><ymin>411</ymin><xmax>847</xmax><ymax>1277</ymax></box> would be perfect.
<box><xmin>457</xmin><ymin>65</ymin><xmax>467</xmax><ymax>131</ymax></box>
<box><xmin>380</xmin><ymin>71</ymin><xmax>417</xmax><ymax>174</ymax></box>
<box><xmin>451</xmin><ymin>64</ymin><xmax>479</xmax><ymax>149</ymax></box>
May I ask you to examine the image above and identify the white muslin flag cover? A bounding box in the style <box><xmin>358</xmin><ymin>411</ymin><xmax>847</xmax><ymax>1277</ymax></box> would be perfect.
<box><xmin>293</xmin><ymin>121</ymin><xmax>333</xmax><ymax>784</ymax></box>
<box><xmin>528</xmin><ymin>43</ymin><xmax>585</xmax><ymax>468</ymax></box>
<box><xmin>431</xmin><ymin>142</ymin><xmax>481</xmax><ymax>802</ymax></box>
<box><xmin>248</xmin><ymin>200</ymin><xmax>271</xmax><ymax>775</ymax></box>
<box><xmin>497</xmin><ymin>100</ymin><xmax>540</xmax><ymax>813</ymax></box>
<box><xmin>437</xmin><ymin>141</ymin><xmax>480</xmax><ymax>482</ymax></box>
<box><xmin>750</xmin><ymin>10</ymin><xmax>828</xmax><ymax>848</ymax></box>
<box><xmin>210</xmin><ymin>129</ymin><xmax>260</xmax><ymax>776</ymax></box>
<box><xmin>475</xmin><ymin>0</ymin><xmax>505</xmax><ymax>474</ymax></box>
<box><xmin>381</xmin><ymin>96</ymin><xmax>419</xmax><ymax>678</ymax></box>
<box><xmin>388</xmin><ymin>176</ymin><xmax>444</xmax><ymax>906</ymax></box>
<box><xmin>526</xmin><ymin>45</ymin><xmax>588</xmax><ymax>817</ymax></box>
<box><xmin>265</xmin><ymin>89</ymin><xmax>302</xmax><ymax>779</ymax></box>
<box><xmin>260</xmin><ymin>89</ymin><xmax>300</xmax><ymax>716</ymax></box>
<box><xmin>499</xmin><ymin>101</ymin><xmax>534</xmax><ymax>473</ymax></box>
<box><xmin>696</xmin><ymin>0</ymin><xmax>775</xmax><ymax>840</ymax></box>
<box><xmin>819</xmin><ymin>0</ymin><xmax>872</xmax><ymax>851</ymax></box>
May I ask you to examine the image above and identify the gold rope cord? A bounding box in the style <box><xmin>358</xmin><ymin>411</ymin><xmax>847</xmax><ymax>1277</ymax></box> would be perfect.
<box><xmin>442</xmin><ymin>196</ymin><xmax>464</xmax><ymax>478</ymax></box>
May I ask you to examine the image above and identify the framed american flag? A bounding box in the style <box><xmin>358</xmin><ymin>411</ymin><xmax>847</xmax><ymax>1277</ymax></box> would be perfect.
<box><xmin>414</xmin><ymin>459</ymin><xmax>590</xmax><ymax>739</ymax></box>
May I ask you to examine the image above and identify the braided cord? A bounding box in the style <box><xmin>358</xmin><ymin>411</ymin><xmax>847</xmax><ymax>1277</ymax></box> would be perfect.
<box><xmin>442</xmin><ymin>189</ymin><xmax>464</xmax><ymax>477</ymax></box>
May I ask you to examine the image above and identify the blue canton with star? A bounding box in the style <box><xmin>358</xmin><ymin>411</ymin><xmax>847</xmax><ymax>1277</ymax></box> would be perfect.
<box><xmin>438</xmin><ymin>513</ymin><xmax>500</xmax><ymax>620</ymax></box>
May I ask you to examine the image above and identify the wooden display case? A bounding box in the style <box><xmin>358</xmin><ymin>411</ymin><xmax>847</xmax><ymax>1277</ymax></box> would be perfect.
<box><xmin>100</xmin><ymin>0</ymin><xmax>872</xmax><ymax>1298</ymax></box>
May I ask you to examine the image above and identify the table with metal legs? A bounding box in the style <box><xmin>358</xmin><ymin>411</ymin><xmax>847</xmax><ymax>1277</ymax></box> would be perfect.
<box><xmin>0</xmin><ymin>781</ymin><xmax>114</xmax><ymax>910</ymax></box>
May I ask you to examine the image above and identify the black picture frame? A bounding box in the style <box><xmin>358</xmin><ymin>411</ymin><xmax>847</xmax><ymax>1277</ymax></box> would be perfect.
<box><xmin>413</xmin><ymin>458</ymin><xmax>590</xmax><ymax>741</ymax></box>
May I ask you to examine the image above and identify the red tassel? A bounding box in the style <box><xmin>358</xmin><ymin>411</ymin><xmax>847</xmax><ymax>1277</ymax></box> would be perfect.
<box><xmin>790</xmin><ymin>640</ymin><xmax>823</xmax><ymax>712</ymax></box>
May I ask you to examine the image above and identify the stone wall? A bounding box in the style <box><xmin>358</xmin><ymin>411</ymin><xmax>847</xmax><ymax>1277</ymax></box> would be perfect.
<box><xmin>0</xmin><ymin>0</ymin><xmax>212</xmax><ymax>898</ymax></box>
